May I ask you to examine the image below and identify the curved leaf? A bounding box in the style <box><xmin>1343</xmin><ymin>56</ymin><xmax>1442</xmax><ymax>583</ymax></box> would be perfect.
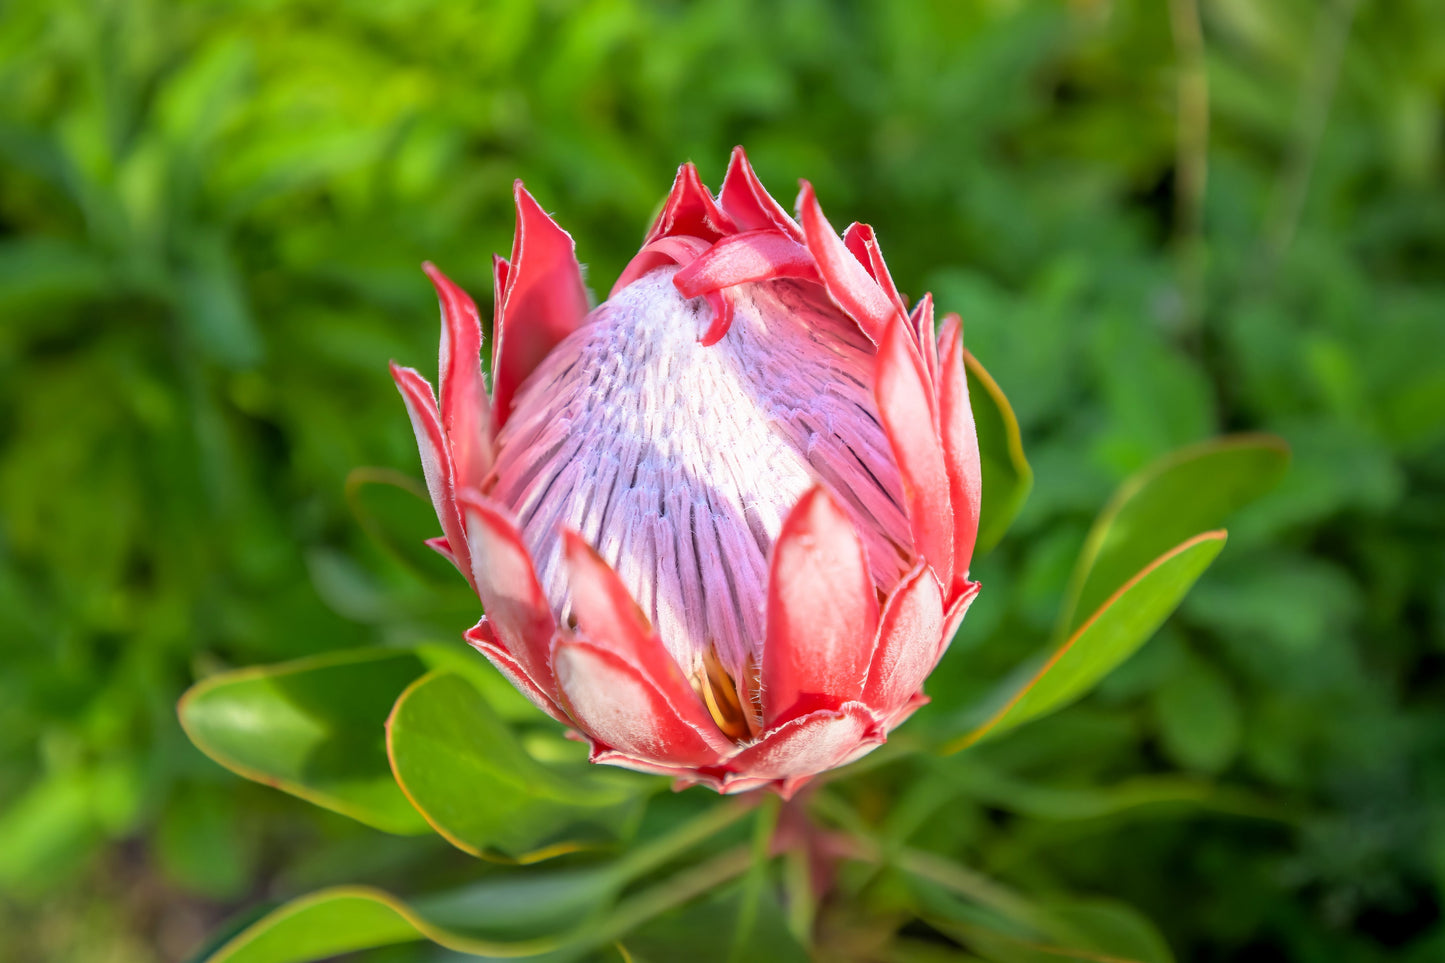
<box><xmin>1060</xmin><ymin>434</ymin><xmax>1287</xmax><ymax>633</ymax></box>
<box><xmin>344</xmin><ymin>466</ymin><xmax>458</xmax><ymax>578</ymax></box>
<box><xmin>200</xmin><ymin>885</ymin><xmax>562</xmax><ymax>962</ymax></box>
<box><xmin>179</xmin><ymin>649</ymin><xmax>431</xmax><ymax>834</ymax></box>
<box><xmin>201</xmin><ymin>805</ymin><xmax>758</xmax><ymax>963</ymax></box>
<box><xmin>945</xmin><ymin>532</ymin><xmax>1227</xmax><ymax>752</ymax></box>
<box><xmin>967</xmin><ymin>350</ymin><xmax>1033</xmax><ymax>553</ymax></box>
<box><xmin>386</xmin><ymin>671</ymin><xmax>648</xmax><ymax>861</ymax></box>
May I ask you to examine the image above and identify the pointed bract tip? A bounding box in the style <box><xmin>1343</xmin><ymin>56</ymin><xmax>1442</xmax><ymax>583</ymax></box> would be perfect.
<box><xmin>512</xmin><ymin>180</ymin><xmax>542</xmax><ymax>215</ymax></box>
<box><xmin>512</xmin><ymin>180</ymin><xmax>567</xmax><ymax>231</ymax></box>
<box><xmin>561</xmin><ymin>527</ymin><xmax>597</xmax><ymax>564</ymax></box>
<box><xmin>795</xmin><ymin>179</ymin><xmax>816</xmax><ymax>211</ymax></box>
<box><xmin>421</xmin><ymin>261</ymin><xmax>459</xmax><ymax>296</ymax></box>
<box><xmin>388</xmin><ymin>360</ymin><xmax>424</xmax><ymax>389</ymax></box>
<box><xmin>795</xmin><ymin>480</ymin><xmax>832</xmax><ymax>514</ymax></box>
<box><xmin>667</xmin><ymin>162</ymin><xmax>706</xmax><ymax>201</ymax></box>
<box><xmin>725</xmin><ymin>146</ymin><xmax>752</xmax><ymax>177</ymax></box>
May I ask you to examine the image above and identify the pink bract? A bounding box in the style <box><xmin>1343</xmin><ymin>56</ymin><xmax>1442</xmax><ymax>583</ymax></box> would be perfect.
<box><xmin>392</xmin><ymin>149</ymin><xmax>982</xmax><ymax>797</ymax></box>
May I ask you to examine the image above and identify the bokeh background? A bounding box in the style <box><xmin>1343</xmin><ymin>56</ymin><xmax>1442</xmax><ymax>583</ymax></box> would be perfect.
<box><xmin>1</xmin><ymin>0</ymin><xmax>1442</xmax><ymax>960</ymax></box>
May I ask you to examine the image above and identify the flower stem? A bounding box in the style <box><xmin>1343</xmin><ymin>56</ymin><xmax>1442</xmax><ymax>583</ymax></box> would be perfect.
<box><xmin>594</xmin><ymin>846</ymin><xmax>754</xmax><ymax>947</ymax></box>
<box><xmin>610</xmin><ymin>798</ymin><xmax>753</xmax><ymax>884</ymax></box>
<box><xmin>727</xmin><ymin>795</ymin><xmax>782</xmax><ymax>963</ymax></box>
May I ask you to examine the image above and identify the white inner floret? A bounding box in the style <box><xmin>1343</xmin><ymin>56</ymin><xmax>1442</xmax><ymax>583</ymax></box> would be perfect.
<box><xmin>489</xmin><ymin>267</ymin><xmax>911</xmax><ymax>719</ymax></box>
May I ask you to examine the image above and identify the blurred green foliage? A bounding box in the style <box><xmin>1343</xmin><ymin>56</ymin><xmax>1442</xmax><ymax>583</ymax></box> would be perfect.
<box><xmin>1</xmin><ymin>0</ymin><xmax>1442</xmax><ymax>960</ymax></box>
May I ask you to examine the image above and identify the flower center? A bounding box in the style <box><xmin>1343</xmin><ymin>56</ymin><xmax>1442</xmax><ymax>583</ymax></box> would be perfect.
<box><xmin>489</xmin><ymin>267</ymin><xmax>910</xmax><ymax>727</ymax></box>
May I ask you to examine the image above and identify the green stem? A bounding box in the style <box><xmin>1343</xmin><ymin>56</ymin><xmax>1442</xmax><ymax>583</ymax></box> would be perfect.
<box><xmin>808</xmin><ymin>787</ymin><xmax>876</xmax><ymax>842</ymax></box>
<box><xmin>894</xmin><ymin>848</ymin><xmax>1039</xmax><ymax>926</ymax></box>
<box><xmin>593</xmin><ymin>846</ymin><xmax>754</xmax><ymax>947</ymax></box>
<box><xmin>728</xmin><ymin>795</ymin><xmax>781</xmax><ymax>963</ymax></box>
<box><xmin>811</xmin><ymin>789</ymin><xmax>1039</xmax><ymax>928</ymax></box>
<box><xmin>782</xmin><ymin>844</ymin><xmax>815</xmax><ymax>945</ymax></box>
<box><xmin>609</xmin><ymin>798</ymin><xmax>753</xmax><ymax>884</ymax></box>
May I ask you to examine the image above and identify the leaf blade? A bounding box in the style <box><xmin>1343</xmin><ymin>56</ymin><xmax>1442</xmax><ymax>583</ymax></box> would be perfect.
<box><xmin>385</xmin><ymin>671</ymin><xmax>648</xmax><ymax>861</ymax></box>
<box><xmin>945</xmin><ymin>532</ymin><xmax>1227</xmax><ymax>752</ymax></box>
<box><xmin>178</xmin><ymin>649</ymin><xmax>431</xmax><ymax>834</ymax></box>
<box><xmin>1061</xmin><ymin>434</ymin><xmax>1287</xmax><ymax>633</ymax></box>
<box><xmin>201</xmin><ymin>885</ymin><xmax>563</xmax><ymax>963</ymax></box>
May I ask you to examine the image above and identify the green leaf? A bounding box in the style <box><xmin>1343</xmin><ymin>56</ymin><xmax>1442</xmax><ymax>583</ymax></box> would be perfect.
<box><xmin>178</xmin><ymin>648</ymin><xmax>431</xmax><ymax>834</ymax></box>
<box><xmin>623</xmin><ymin>869</ymin><xmax>810</xmax><ymax>963</ymax></box>
<box><xmin>198</xmin><ymin>885</ymin><xmax>561</xmax><ymax>963</ymax></box>
<box><xmin>967</xmin><ymin>350</ymin><xmax>1033</xmax><ymax>554</ymax></box>
<box><xmin>945</xmin><ymin>532</ymin><xmax>1227</xmax><ymax>752</ymax></box>
<box><xmin>386</xmin><ymin>671</ymin><xmax>648</xmax><ymax>861</ymax></box>
<box><xmin>1060</xmin><ymin>435</ymin><xmax>1288</xmax><ymax>634</ymax></box>
<box><xmin>200</xmin><ymin>803</ymin><xmax>757</xmax><ymax>962</ymax></box>
<box><xmin>344</xmin><ymin>466</ymin><xmax>456</xmax><ymax>579</ymax></box>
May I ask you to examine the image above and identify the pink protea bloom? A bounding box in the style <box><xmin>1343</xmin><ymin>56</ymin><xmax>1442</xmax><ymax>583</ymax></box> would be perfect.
<box><xmin>392</xmin><ymin>149</ymin><xmax>981</xmax><ymax>797</ymax></box>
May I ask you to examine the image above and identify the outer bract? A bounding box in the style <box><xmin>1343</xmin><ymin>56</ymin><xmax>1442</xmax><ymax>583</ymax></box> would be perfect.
<box><xmin>393</xmin><ymin>150</ymin><xmax>982</xmax><ymax>796</ymax></box>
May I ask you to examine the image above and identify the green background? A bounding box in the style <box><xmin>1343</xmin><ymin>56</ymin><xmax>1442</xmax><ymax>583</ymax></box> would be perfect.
<box><xmin>1</xmin><ymin>0</ymin><xmax>1442</xmax><ymax>960</ymax></box>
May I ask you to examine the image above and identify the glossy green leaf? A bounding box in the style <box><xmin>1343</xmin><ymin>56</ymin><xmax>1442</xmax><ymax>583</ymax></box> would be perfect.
<box><xmin>945</xmin><ymin>532</ymin><xmax>1227</xmax><ymax>752</ymax></box>
<box><xmin>201</xmin><ymin>803</ymin><xmax>758</xmax><ymax>962</ymax></box>
<box><xmin>179</xmin><ymin>649</ymin><xmax>431</xmax><ymax>834</ymax></box>
<box><xmin>386</xmin><ymin>671</ymin><xmax>647</xmax><ymax>861</ymax></box>
<box><xmin>967</xmin><ymin>350</ymin><xmax>1033</xmax><ymax>554</ymax></box>
<box><xmin>1060</xmin><ymin>435</ymin><xmax>1288</xmax><ymax>633</ymax></box>
<box><xmin>199</xmin><ymin>885</ymin><xmax>560</xmax><ymax>963</ymax></box>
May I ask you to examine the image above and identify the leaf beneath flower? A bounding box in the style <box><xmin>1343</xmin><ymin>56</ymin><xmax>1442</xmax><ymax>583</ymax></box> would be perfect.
<box><xmin>386</xmin><ymin>671</ymin><xmax>649</xmax><ymax>861</ymax></box>
<box><xmin>178</xmin><ymin>648</ymin><xmax>432</xmax><ymax>835</ymax></box>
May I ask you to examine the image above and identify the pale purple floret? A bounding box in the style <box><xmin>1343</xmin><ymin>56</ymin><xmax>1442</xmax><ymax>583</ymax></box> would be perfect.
<box><xmin>492</xmin><ymin>268</ymin><xmax>912</xmax><ymax>680</ymax></box>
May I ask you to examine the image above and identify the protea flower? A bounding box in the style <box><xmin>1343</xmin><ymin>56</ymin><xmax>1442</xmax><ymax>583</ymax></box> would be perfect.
<box><xmin>392</xmin><ymin>148</ymin><xmax>981</xmax><ymax>796</ymax></box>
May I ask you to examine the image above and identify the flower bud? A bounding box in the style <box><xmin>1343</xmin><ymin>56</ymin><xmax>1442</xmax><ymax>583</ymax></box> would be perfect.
<box><xmin>392</xmin><ymin>149</ymin><xmax>981</xmax><ymax>796</ymax></box>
